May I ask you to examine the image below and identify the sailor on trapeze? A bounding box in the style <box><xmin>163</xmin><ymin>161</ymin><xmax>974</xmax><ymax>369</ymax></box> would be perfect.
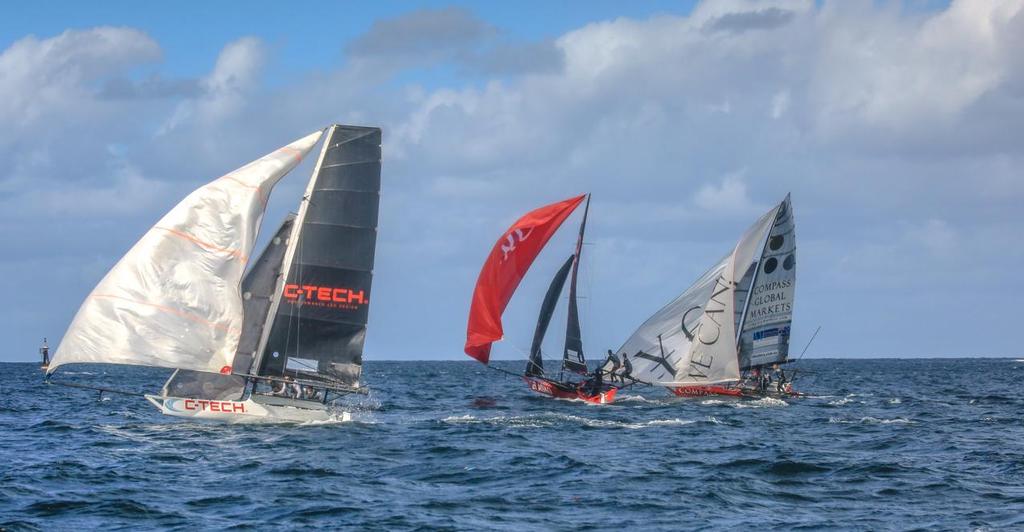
<box><xmin>618</xmin><ymin>352</ymin><xmax>633</xmax><ymax>383</ymax></box>
<box><xmin>603</xmin><ymin>349</ymin><xmax>621</xmax><ymax>383</ymax></box>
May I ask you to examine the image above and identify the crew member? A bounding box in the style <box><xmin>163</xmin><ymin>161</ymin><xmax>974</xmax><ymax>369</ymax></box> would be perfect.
<box><xmin>585</xmin><ymin>366</ymin><xmax>604</xmax><ymax>396</ymax></box>
<box><xmin>603</xmin><ymin>349</ymin><xmax>621</xmax><ymax>383</ymax></box>
<box><xmin>619</xmin><ymin>352</ymin><xmax>633</xmax><ymax>383</ymax></box>
<box><xmin>774</xmin><ymin>365</ymin><xmax>788</xmax><ymax>393</ymax></box>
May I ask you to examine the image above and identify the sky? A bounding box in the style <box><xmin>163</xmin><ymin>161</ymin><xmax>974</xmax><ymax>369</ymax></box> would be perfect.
<box><xmin>2</xmin><ymin>0</ymin><xmax>1022</xmax><ymax>363</ymax></box>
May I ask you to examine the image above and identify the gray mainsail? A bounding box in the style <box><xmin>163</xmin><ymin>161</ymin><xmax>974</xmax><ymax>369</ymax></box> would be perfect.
<box><xmin>527</xmin><ymin>256</ymin><xmax>575</xmax><ymax>377</ymax></box>
<box><xmin>255</xmin><ymin>125</ymin><xmax>381</xmax><ymax>388</ymax></box>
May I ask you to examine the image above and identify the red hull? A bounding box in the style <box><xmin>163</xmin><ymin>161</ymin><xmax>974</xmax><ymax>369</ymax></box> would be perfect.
<box><xmin>523</xmin><ymin>377</ymin><xmax>617</xmax><ymax>404</ymax></box>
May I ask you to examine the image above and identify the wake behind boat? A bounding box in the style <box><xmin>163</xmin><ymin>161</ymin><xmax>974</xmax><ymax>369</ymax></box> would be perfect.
<box><xmin>608</xmin><ymin>195</ymin><xmax>803</xmax><ymax>399</ymax></box>
<box><xmin>47</xmin><ymin>124</ymin><xmax>383</xmax><ymax>423</ymax></box>
<box><xmin>465</xmin><ymin>194</ymin><xmax>620</xmax><ymax>404</ymax></box>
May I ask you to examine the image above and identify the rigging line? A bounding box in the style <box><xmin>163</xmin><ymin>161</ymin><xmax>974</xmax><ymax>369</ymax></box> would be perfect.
<box><xmin>795</xmin><ymin>326</ymin><xmax>821</xmax><ymax>363</ymax></box>
<box><xmin>45</xmin><ymin>379</ymin><xmax>147</xmax><ymax>398</ymax></box>
<box><xmin>486</xmin><ymin>364</ymin><xmax>526</xmax><ymax>380</ymax></box>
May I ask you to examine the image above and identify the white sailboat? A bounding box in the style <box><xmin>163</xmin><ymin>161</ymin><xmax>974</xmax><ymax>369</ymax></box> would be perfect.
<box><xmin>47</xmin><ymin>124</ymin><xmax>383</xmax><ymax>422</ymax></box>
<box><xmin>607</xmin><ymin>195</ymin><xmax>798</xmax><ymax>398</ymax></box>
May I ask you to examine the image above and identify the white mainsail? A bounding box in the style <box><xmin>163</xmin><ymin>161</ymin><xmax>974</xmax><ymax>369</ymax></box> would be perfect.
<box><xmin>613</xmin><ymin>199</ymin><xmax>784</xmax><ymax>387</ymax></box>
<box><xmin>737</xmin><ymin>194</ymin><xmax>796</xmax><ymax>369</ymax></box>
<box><xmin>48</xmin><ymin>130</ymin><xmax>323</xmax><ymax>375</ymax></box>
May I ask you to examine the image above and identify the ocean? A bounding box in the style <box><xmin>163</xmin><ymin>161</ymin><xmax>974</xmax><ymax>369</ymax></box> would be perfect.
<box><xmin>1</xmin><ymin>359</ymin><xmax>1022</xmax><ymax>531</ymax></box>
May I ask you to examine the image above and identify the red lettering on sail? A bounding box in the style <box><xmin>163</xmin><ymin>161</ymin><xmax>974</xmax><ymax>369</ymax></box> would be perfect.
<box><xmin>282</xmin><ymin>283</ymin><xmax>368</xmax><ymax>309</ymax></box>
<box><xmin>464</xmin><ymin>194</ymin><xmax>586</xmax><ymax>364</ymax></box>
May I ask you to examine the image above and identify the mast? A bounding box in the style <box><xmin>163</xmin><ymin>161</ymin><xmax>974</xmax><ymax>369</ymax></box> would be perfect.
<box><xmin>249</xmin><ymin>127</ymin><xmax>332</xmax><ymax>376</ymax></box>
<box><xmin>562</xmin><ymin>194</ymin><xmax>590</xmax><ymax>376</ymax></box>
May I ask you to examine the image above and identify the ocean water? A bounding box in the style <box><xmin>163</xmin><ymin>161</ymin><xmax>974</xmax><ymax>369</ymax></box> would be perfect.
<box><xmin>1</xmin><ymin>359</ymin><xmax>1023</xmax><ymax>531</ymax></box>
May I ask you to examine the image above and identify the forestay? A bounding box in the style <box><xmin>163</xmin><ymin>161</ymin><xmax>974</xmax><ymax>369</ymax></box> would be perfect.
<box><xmin>49</xmin><ymin>131</ymin><xmax>323</xmax><ymax>375</ymax></box>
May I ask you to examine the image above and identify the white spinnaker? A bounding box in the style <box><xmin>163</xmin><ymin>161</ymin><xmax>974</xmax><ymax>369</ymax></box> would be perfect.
<box><xmin>613</xmin><ymin>200</ymin><xmax>783</xmax><ymax>386</ymax></box>
<box><xmin>49</xmin><ymin>130</ymin><xmax>323</xmax><ymax>375</ymax></box>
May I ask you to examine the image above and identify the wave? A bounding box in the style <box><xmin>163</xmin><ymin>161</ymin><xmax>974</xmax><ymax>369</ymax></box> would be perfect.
<box><xmin>829</xmin><ymin>416</ymin><xmax>914</xmax><ymax>425</ymax></box>
<box><xmin>614</xmin><ymin>394</ymin><xmax>664</xmax><ymax>404</ymax></box>
<box><xmin>440</xmin><ymin>413</ymin><xmax>706</xmax><ymax>430</ymax></box>
<box><xmin>735</xmin><ymin>397</ymin><xmax>788</xmax><ymax>408</ymax></box>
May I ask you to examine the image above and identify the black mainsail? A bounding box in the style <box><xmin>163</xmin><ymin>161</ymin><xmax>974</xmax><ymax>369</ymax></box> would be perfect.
<box><xmin>562</xmin><ymin>195</ymin><xmax>590</xmax><ymax>375</ymax></box>
<box><xmin>526</xmin><ymin>256</ymin><xmax>575</xmax><ymax>377</ymax></box>
<box><xmin>254</xmin><ymin>125</ymin><xmax>382</xmax><ymax>388</ymax></box>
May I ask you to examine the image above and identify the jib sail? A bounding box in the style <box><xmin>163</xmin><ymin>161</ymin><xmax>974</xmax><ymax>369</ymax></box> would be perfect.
<box><xmin>527</xmin><ymin>255</ymin><xmax>575</xmax><ymax>377</ymax></box>
<box><xmin>255</xmin><ymin>125</ymin><xmax>382</xmax><ymax>388</ymax></box>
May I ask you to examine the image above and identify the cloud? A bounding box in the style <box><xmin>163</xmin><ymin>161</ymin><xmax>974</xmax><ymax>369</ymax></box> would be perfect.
<box><xmin>703</xmin><ymin>7</ymin><xmax>797</xmax><ymax>33</ymax></box>
<box><xmin>0</xmin><ymin>27</ymin><xmax>161</xmax><ymax>129</ymax></box>
<box><xmin>346</xmin><ymin>7</ymin><xmax>494</xmax><ymax>62</ymax></box>
<box><xmin>695</xmin><ymin>172</ymin><xmax>761</xmax><ymax>216</ymax></box>
<box><xmin>459</xmin><ymin>40</ymin><xmax>565</xmax><ymax>76</ymax></box>
<box><xmin>159</xmin><ymin>37</ymin><xmax>266</xmax><ymax>135</ymax></box>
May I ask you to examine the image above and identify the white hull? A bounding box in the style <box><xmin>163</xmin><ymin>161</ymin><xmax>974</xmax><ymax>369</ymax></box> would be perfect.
<box><xmin>144</xmin><ymin>395</ymin><xmax>351</xmax><ymax>423</ymax></box>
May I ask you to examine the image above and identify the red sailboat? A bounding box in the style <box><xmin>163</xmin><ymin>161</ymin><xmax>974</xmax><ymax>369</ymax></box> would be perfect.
<box><xmin>464</xmin><ymin>194</ymin><xmax>618</xmax><ymax>404</ymax></box>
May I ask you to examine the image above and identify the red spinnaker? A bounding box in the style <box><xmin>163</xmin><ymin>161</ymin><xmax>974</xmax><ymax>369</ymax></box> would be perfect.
<box><xmin>465</xmin><ymin>194</ymin><xmax>586</xmax><ymax>363</ymax></box>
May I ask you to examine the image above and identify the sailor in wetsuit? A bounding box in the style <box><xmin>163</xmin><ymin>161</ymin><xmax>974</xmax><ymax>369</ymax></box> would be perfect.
<box><xmin>619</xmin><ymin>352</ymin><xmax>633</xmax><ymax>383</ymax></box>
<box><xmin>773</xmin><ymin>365</ymin><xmax>788</xmax><ymax>393</ymax></box>
<box><xmin>603</xmin><ymin>349</ymin><xmax>621</xmax><ymax>383</ymax></box>
<box><xmin>584</xmin><ymin>366</ymin><xmax>604</xmax><ymax>396</ymax></box>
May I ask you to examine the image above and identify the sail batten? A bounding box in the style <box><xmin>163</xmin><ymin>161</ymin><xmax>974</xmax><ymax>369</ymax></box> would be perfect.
<box><xmin>48</xmin><ymin>130</ymin><xmax>323</xmax><ymax>375</ymax></box>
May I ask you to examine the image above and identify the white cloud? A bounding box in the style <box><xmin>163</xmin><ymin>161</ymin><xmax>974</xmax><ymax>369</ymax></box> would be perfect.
<box><xmin>159</xmin><ymin>37</ymin><xmax>266</xmax><ymax>135</ymax></box>
<box><xmin>695</xmin><ymin>172</ymin><xmax>760</xmax><ymax>215</ymax></box>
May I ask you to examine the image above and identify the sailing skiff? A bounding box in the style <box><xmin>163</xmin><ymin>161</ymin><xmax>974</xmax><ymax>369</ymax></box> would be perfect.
<box><xmin>465</xmin><ymin>194</ymin><xmax>619</xmax><ymax>404</ymax></box>
<box><xmin>606</xmin><ymin>195</ymin><xmax>800</xmax><ymax>399</ymax></box>
<box><xmin>47</xmin><ymin>124</ymin><xmax>382</xmax><ymax>422</ymax></box>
